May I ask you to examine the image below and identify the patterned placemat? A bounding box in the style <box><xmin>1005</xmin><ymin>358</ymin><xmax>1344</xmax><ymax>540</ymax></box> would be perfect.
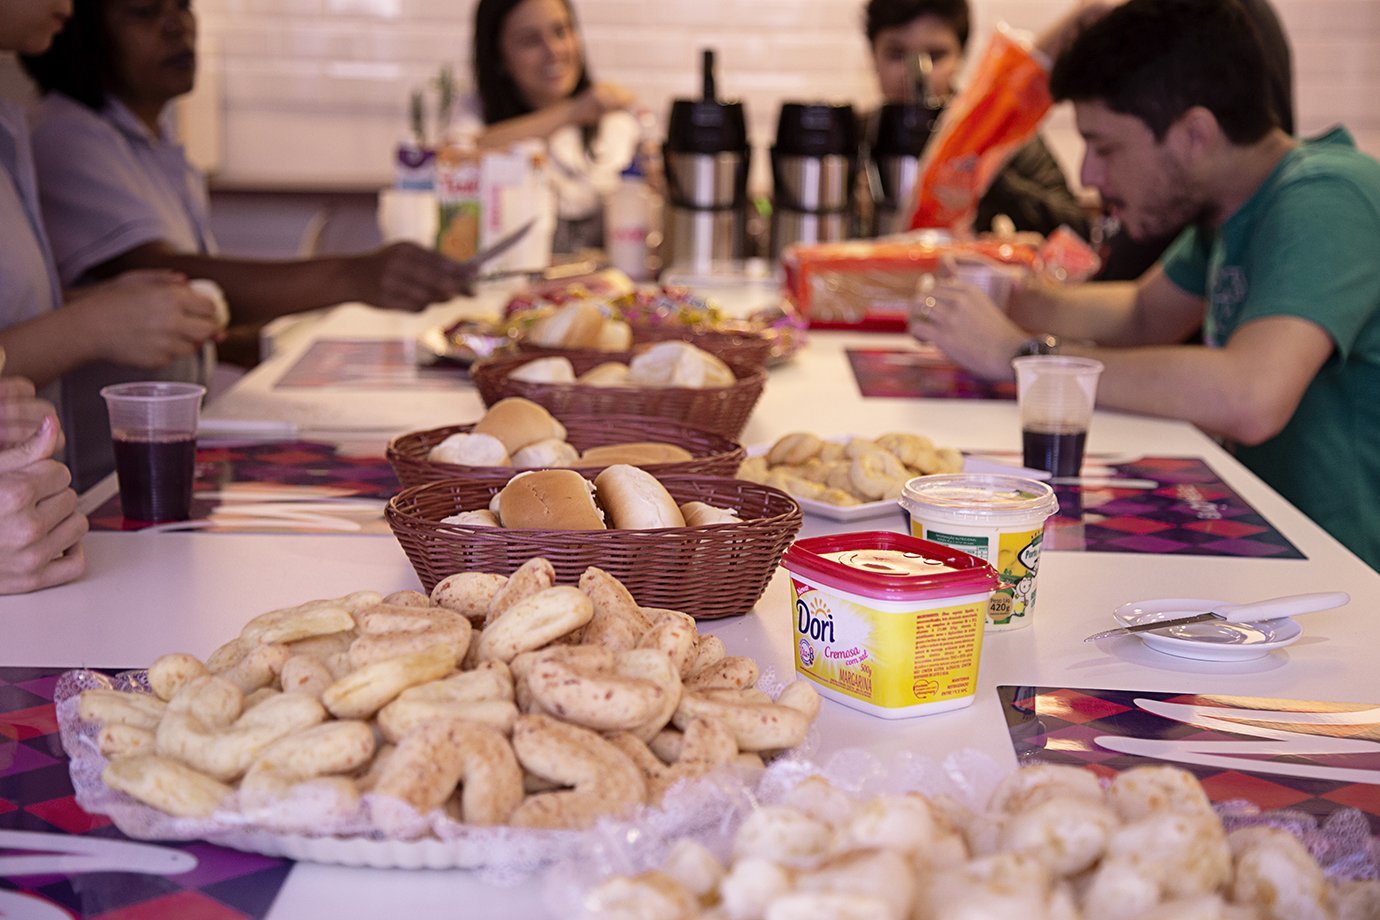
<box><xmin>89</xmin><ymin>440</ymin><xmax>397</xmax><ymax>535</ymax></box>
<box><xmin>847</xmin><ymin>347</ymin><xmax>1017</xmax><ymax>399</ymax></box>
<box><xmin>0</xmin><ymin>667</ymin><xmax>292</xmax><ymax>919</ymax></box>
<box><xmin>1044</xmin><ymin>455</ymin><xmax>1304</xmax><ymax>559</ymax></box>
<box><xmin>998</xmin><ymin>685</ymin><xmax>1380</xmax><ymax>834</ymax></box>
<box><xmin>275</xmin><ymin>339</ymin><xmax>468</xmax><ymax>390</ymax></box>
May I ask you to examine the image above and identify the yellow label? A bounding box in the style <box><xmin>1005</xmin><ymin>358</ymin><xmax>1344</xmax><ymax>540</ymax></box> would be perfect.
<box><xmin>910</xmin><ymin>522</ymin><xmax>1044</xmax><ymax>626</ymax></box>
<box><xmin>791</xmin><ymin>579</ymin><xmax>986</xmax><ymax>708</ymax></box>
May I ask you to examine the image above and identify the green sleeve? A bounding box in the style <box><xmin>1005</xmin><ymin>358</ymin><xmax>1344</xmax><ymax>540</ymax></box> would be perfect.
<box><xmin>1157</xmin><ymin>227</ymin><xmax>1208</xmax><ymax>296</ymax></box>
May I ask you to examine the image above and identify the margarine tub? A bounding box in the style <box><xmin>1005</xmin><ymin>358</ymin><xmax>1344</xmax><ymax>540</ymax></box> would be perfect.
<box><xmin>898</xmin><ymin>474</ymin><xmax>1058</xmax><ymax>631</ymax></box>
<box><xmin>781</xmin><ymin>531</ymin><xmax>998</xmax><ymax>719</ymax></box>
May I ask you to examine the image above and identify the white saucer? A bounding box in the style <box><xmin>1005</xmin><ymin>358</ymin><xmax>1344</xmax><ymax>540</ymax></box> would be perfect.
<box><xmin>1111</xmin><ymin>597</ymin><xmax>1303</xmax><ymax>661</ymax></box>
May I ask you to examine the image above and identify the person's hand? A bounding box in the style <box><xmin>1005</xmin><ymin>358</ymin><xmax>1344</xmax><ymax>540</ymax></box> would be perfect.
<box><xmin>570</xmin><ymin>82</ymin><xmax>636</xmax><ymax>126</ymax></box>
<box><xmin>909</xmin><ymin>272</ymin><xmax>1030</xmax><ymax>381</ymax></box>
<box><xmin>0</xmin><ymin>376</ymin><xmax>58</xmax><ymax>448</ymax></box>
<box><xmin>347</xmin><ymin>243</ymin><xmax>476</xmax><ymax>313</ymax></box>
<box><xmin>67</xmin><ymin>270</ymin><xmax>222</xmax><ymax>369</ymax></box>
<box><xmin>0</xmin><ymin>413</ymin><xmax>88</xmax><ymax>594</ymax></box>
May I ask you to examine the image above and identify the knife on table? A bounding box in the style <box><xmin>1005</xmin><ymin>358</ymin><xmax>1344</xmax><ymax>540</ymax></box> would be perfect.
<box><xmin>1083</xmin><ymin>591</ymin><xmax>1350</xmax><ymax>642</ymax></box>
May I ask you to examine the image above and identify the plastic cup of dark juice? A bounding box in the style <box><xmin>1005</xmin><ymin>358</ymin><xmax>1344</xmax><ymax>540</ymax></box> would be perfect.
<box><xmin>100</xmin><ymin>382</ymin><xmax>205</xmax><ymax>523</ymax></box>
<box><xmin>1012</xmin><ymin>356</ymin><xmax>1104</xmax><ymax>478</ymax></box>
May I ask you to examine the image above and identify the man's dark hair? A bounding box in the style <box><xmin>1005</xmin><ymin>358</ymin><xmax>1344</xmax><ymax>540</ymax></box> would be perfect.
<box><xmin>472</xmin><ymin>0</ymin><xmax>592</xmax><ymax>126</ymax></box>
<box><xmin>1049</xmin><ymin>0</ymin><xmax>1278</xmax><ymax>144</ymax></box>
<box><xmin>864</xmin><ymin>0</ymin><xmax>971</xmax><ymax>50</ymax></box>
<box><xmin>20</xmin><ymin>0</ymin><xmax>109</xmax><ymax>110</ymax></box>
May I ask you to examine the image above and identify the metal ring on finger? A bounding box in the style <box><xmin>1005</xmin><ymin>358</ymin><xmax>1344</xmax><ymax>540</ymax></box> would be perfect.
<box><xmin>919</xmin><ymin>294</ymin><xmax>938</xmax><ymax>322</ymax></box>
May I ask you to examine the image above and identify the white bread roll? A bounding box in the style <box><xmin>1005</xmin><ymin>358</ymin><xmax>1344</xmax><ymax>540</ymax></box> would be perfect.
<box><xmin>594</xmin><ymin>464</ymin><xmax>686</xmax><ymax>530</ymax></box>
<box><xmin>509</xmin><ymin>357</ymin><xmax>576</xmax><ymax>384</ymax></box>
<box><xmin>628</xmin><ymin>342</ymin><xmax>735</xmax><ymax>389</ymax></box>
<box><xmin>529</xmin><ymin>301</ymin><xmax>605</xmax><ymax>348</ymax></box>
<box><xmin>440</xmin><ymin>509</ymin><xmax>500</xmax><ymax>527</ymax></box>
<box><xmin>577</xmin><ymin>361</ymin><xmax>631</xmax><ymax>387</ymax></box>
<box><xmin>580</xmin><ymin>442</ymin><xmax>695</xmax><ymax>467</ymax></box>
<box><xmin>472</xmin><ymin>397</ymin><xmax>568</xmax><ymax>453</ymax></box>
<box><xmin>680</xmin><ymin>501</ymin><xmax>742</xmax><ymax>526</ymax></box>
<box><xmin>595</xmin><ymin>319</ymin><xmax>633</xmax><ymax>351</ymax></box>
<box><xmin>428</xmin><ymin>432</ymin><xmax>511</xmax><ymax>466</ymax></box>
<box><xmin>497</xmin><ymin>469</ymin><xmax>606</xmax><ymax>530</ymax></box>
<box><xmin>512</xmin><ymin>438</ymin><xmax>581</xmax><ymax>469</ymax></box>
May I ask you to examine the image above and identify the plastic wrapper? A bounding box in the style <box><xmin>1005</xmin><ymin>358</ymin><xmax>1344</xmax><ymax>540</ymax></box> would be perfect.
<box><xmin>909</xmin><ymin>27</ymin><xmax>1053</xmax><ymax>232</ymax></box>
<box><xmin>56</xmin><ymin>666</ymin><xmax>818</xmax><ymax>882</ymax></box>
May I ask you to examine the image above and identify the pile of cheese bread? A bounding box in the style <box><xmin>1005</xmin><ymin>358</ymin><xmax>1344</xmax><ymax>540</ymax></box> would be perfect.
<box><xmin>739</xmin><ymin>432</ymin><xmax>964</xmax><ymax>506</ymax></box>
<box><xmin>77</xmin><ymin>560</ymin><xmax>820</xmax><ymax>836</ymax></box>
<box><xmin>441</xmin><ymin>465</ymin><xmax>741</xmax><ymax>530</ymax></box>
<box><xmin>585</xmin><ymin>763</ymin><xmax>1380</xmax><ymax>920</ymax></box>
<box><xmin>509</xmin><ymin>341</ymin><xmax>735</xmax><ymax>390</ymax></box>
<box><xmin>427</xmin><ymin>397</ymin><xmax>695</xmax><ymax>470</ymax></box>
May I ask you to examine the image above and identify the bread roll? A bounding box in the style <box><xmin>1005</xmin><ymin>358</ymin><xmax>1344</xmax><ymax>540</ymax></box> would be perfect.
<box><xmin>594</xmin><ymin>465</ymin><xmax>685</xmax><ymax>530</ymax></box>
<box><xmin>680</xmin><ymin>501</ymin><xmax>742</xmax><ymax>526</ymax></box>
<box><xmin>473</xmin><ymin>397</ymin><xmax>568</xmax><ymax>453</ymax></box>
<box><xmin>428</xmin><ymin>432</ymin><xmax>511</xmax><ymax>467</ymax></box>
<box><xmin>497</xmin><ymin>470</ymin><xmax>606</xmax><ymax>530</ymax></box>
<box><xmin>440</xmin><ymin>509</ymin><xmax>500</xmax><ymax>527</ymax></box>
<box><xmin>577</xmin><ymin>362</ymin><xmax>631</xmax><ymax>387</ymax></box>
<box><xmin>509</xmin><ymin>357</ymin><xmax>576</xmax><ymax>384</ymax></box>
<box><xmin>529</xmin><ymin>301</ymin><xmax>605</xmax><ymax>348</ymax></box>
<box><xmin>512</xmin><ymin>438</ymin><xmax>581</xmax><ymax>469</ymax></box>
<box><xmin>628</xmin><ymin>342</ymin><xmax>735</xmax><ymax>389</ymax></box>
<box><xmin>580</xmin><ymin>442</ymin><xmax>695</xmax><ymax>467</ymax></box>
<box><xmin>596</xmin><ymin>319</ymin><xmax>633</xmax><ymax>351</ymax></box>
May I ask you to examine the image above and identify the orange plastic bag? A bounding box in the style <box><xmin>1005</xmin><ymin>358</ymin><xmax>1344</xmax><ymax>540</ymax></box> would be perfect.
<box><xmin>908</xmin><ymin>29</ymin><xmax>1052</xmax><ymax>231</ymax></box>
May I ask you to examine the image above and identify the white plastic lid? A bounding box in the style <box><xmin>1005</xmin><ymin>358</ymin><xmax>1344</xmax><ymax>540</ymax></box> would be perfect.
<box><xmin>899</xmin><ymin>473</ymin><xmax>1058</xmax><ymax>525</ymax></box>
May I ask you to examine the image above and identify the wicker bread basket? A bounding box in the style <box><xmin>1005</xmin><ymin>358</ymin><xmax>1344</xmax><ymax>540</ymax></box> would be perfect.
<box><xmin>385</xmin><ymin>473</ymin><xmax>801</xmax><ymax>620</ymax></box>
<box><xmin>471</xmin><ymin>351</ymin><xmax>766</xmax><ymax>439</ymax></box>
<box><xmin>387</xmin><ymin>414</ymin><xmax>745</xmax><ymax>489</ymax></box>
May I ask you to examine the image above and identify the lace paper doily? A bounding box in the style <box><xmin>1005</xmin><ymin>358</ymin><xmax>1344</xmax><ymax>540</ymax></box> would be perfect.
<box><xmin>55</xmin><ymin>668</ymin><xmax>820</xmax><ymax>883</ymax></box>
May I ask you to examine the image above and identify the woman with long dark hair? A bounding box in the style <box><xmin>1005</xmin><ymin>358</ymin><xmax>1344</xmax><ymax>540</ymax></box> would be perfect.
<box><xmin>468</xmin><ymin>0</ymin><xmax>638</xmax><ymax>251</ymax></box>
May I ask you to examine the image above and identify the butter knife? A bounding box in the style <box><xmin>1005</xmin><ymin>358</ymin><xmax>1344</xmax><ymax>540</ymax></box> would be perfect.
<box><xmin>1084</xmin><ymin>591</ymin><xmax>1350</xmax><ymax>642</ymax></box>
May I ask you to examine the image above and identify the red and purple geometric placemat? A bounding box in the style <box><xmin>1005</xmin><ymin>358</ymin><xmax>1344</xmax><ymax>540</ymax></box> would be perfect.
<box><xmin>275</xmin><ymin>339</ymin><xmax>468</xmax><ymax>391</ymax></box>
<box><xmin>847</xmin><ymin>347</ymin><xmax>1017</xmax><ymax>399</ymax></box>
<box><xmin>89</xmin><ymin>440</ymin><xmax>398</xmax><ymax>535</ymax></box>
<box><xmin>0</xmin><ymin>667</ymin><xmax>291</xmax><ymax>919</ymax></box>
<box><xmin>998</xmin><ymin>685</ymin><xmax>1380</xmax><ymax>835</ymax></box>
<box><xmin>1045</xmin><ymin>455</ymin><xmax>1304</xmax><ymax>559</ymax></box>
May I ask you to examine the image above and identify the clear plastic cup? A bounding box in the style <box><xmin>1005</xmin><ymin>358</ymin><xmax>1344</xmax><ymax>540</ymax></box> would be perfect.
<box><xmin>100</xmin><ymin>382</ymin><xmax>205</xmax><ymax>523</ymax></box>
<box><xmin>898</xmin><ymin>474</ymin><xmax>1058</xmax><ymax>631</ymax></box>
<box><xmin>1012</xmin><ymin>355</ymin><xmax>1104</xmax><ymax>478</ymax></box>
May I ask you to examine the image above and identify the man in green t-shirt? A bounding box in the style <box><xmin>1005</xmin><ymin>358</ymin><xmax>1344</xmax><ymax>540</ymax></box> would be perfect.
<box><xmin>910</xmin><ymin>0</ymin><xmax>1380</xmax><ymax>570</ymax></box>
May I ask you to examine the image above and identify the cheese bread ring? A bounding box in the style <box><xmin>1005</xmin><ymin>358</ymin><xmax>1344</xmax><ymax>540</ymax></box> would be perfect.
<box><xmin>673</xmin><ymin>681</ymin><xmax>819</xmax><ymax>752</ymax></box>
<box><xmin>688</xmin><ymin>634</ymin><xmax>727</xmax><ymax>674</ymax></box>
<box><xmin>218</xmin><ymin>642</ymin><xmax>291</xmax><ymax>695</ymax></box>
<box><xmin>279</xmin><ymin>654</ymin><xmax>334</xmax><ymax>699</ymax></box>
<box><xmin>166</xmin><ymin>674</ymin><xmax>244</xmax><ymax>728</ymax></box>
<box><xmin>509</xmin><ymin>645</ymin><xmax>608</xmax><ymax>715</ymax></box>
<box><xmin>377</xmin><ymin>698</ymin><xmax>519</xmax><ymax>742</ymax></box>
<box><xmin>283</xmin><ymin>630</ymin><xmax>355</xmax><ymax>663</ymax></box>
<box><xmin>790</xmin><ymin>849</ymin><xmax>917</xmax><ymax>920</ymax></box>
<box><xmin>240</xmin><ymin>591</ymin><xmax>382</xmax><ymax>645</ymax></box>
<box><xmin>1106</xmin><ymin>811</ymin><xmax>1232</xmax><ymax>899</ymax></box>
<box><xmin>155</xmin><ymin>692</ymin><xmax>326</xmax><ymax>782</ymax></box>
<box><xmin>615</xmin><ymin>647</ymin><xmax>684</xmax><ymax>742</ymax></box>
<box><xmin>103</xmin><ymin>754</ymin><xmax>233</xmax><ymax>818</ymax></box>
<box><xmin>733</xmin><ymin>805</ymin><xmax>833</xmax><ymax>868</ymax></box>
<box><xmin>484</xmin><ymin>557</ymin><xmax>556</xmax><ymax>627</ymax></box>
<box><xmin>933</xmin><ymin>446</ymin><xmax>964</xmax><ymax>474</ymax></box>
<box><xmin>988</xmin><ymin>763</ymin><xmax>1104</xmax><ymax>816</ymax></box>
<box><xmin>98</xmin><ymin>723</ymin><xmax>156</xmax><ymax>758</ymax></box>
<box><xmin>767</xmin><ymin>433</ymin><xmax>823</xmax><ymax>466</ymax></box>
<box><xmin>373</xmin><ymin>717</ymin><xmax>523</xmax><ymax>826</ymax></box>
<box><xmin>347</xmin><ymin>603</ymin><xmax>472</xmax><ymax>670</ymax></box>
<box><xmin>245</xmin><ymin>719</ymin><xmax>375</xmax><ymax>779</ymax></box>
<box><xmin>1107</xmin><ymin>765</ymin><xmax>1214</xmax><ymax>823</ymax></box>
<box><xmin>848</xmin><ymin>450</ymin><xmax>910</xmax><ymax>500</ymax></box>
<box><xmin>321</xmin><ymin>645</ymin><xmax>457</xmax><ymax>719</ymax></box>
<box><xmin>636</xmin><ymin>609</ymin><xmax>700</xmax><ymax>678</ymax></box>
<box><xmin>685</xmin><ymin>655</ymin><xmax>759</xmax><ymax>691</ymax></box>
<box><xmin>148</xmin><ymin>653</ymin><xmax>208</xmax><ymax>701</ymax></box>
<box><xmin>397</xmin><ymin>659</ymin><xmax>514</xmax><ymax>704</ymax></box>
<box><xmin>737</xmin><ymin>455</ymin><xmax>770</xmax><ymax>484</ymax></box>
<box><xmin>998</xmin><ymin>794</ymin><xmax>1117</xmax><ymax>876</ymax></box>
<box><xmin>524</xmin><ymin>645</ymin><xmax>669</xmax><ymax>732</ymax></box>
<box><xmin>476</xmin><ymin>586</ymin><xmax>594</xmax><ymax>664</ymax></box>
<box><xmin>875</xmin><ymin>432</ymin><xmax>935</xmax><ymax>467</ymax></box>
<box><xmin>431</xmin><ymin>571</ymin><xmax>509</xmax><ymax>626</ymax></box>
<box><xmin>579</xmin><ymin>566</ymin><xmax>652</xmax><ymax>651</ymax></box>
<box><xmin>509</xmin><ymin>714</ymin><xmax>648</xmax><ymax>829</ymax></box>
<box><xmin>383</xmin><ymin>590</ymin><xmax>431</xmax><ymax>607</ymax></box>
<box><xmin>1229</xmin><ymin>827</ymin><xmax>1330</xmax><ymax>920</ymax></box>
<box><xmin>78</xmin><ymin>689</ymin><xmax>168</xmax><ymax>731</ymax></box>
<box><xmin>584</xmin><ymin>871</ymin><xmax>698</xmax><ymax>920</ymax></box>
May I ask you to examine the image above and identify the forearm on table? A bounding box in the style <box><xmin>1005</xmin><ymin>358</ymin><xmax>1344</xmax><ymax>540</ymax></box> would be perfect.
<box><xmin>1013</xmin><ymin>272</ymin><xmax>1199</xmax><ymax>347</ymax></box>
<box><xmin>476</xmin><ymin>100</ymin><xmax>579</xmax><ymax>150</ymax></box>
<box><xmin>0</xmin><ymin>309</ymin><xmax>108</xmax><ymax>386</ymax></box>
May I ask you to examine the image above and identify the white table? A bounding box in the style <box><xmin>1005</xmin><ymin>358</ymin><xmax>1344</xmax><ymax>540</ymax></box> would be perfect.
<box><xmin>5</xmin><ymin>300</ymin><xmax>1377</xmax><ymax>918</ymax></box>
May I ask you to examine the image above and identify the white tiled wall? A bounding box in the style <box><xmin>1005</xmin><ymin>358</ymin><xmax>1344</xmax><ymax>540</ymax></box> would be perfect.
<box><xmin>192</xmin><ymin>0</ymin><xmax>1380</xmax><ymax>193</ymax></box>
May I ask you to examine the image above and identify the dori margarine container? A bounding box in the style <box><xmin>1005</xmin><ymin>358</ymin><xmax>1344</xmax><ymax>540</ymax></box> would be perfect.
<box><xmin>782</xmin><ymin>531</ymin><xmax>998</xmax><ymax>719</ymax></box>
<box><xmin>898</xmin><ymin>474</ymin><xmax>1058</xmax><ymax>631</ymax></box>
